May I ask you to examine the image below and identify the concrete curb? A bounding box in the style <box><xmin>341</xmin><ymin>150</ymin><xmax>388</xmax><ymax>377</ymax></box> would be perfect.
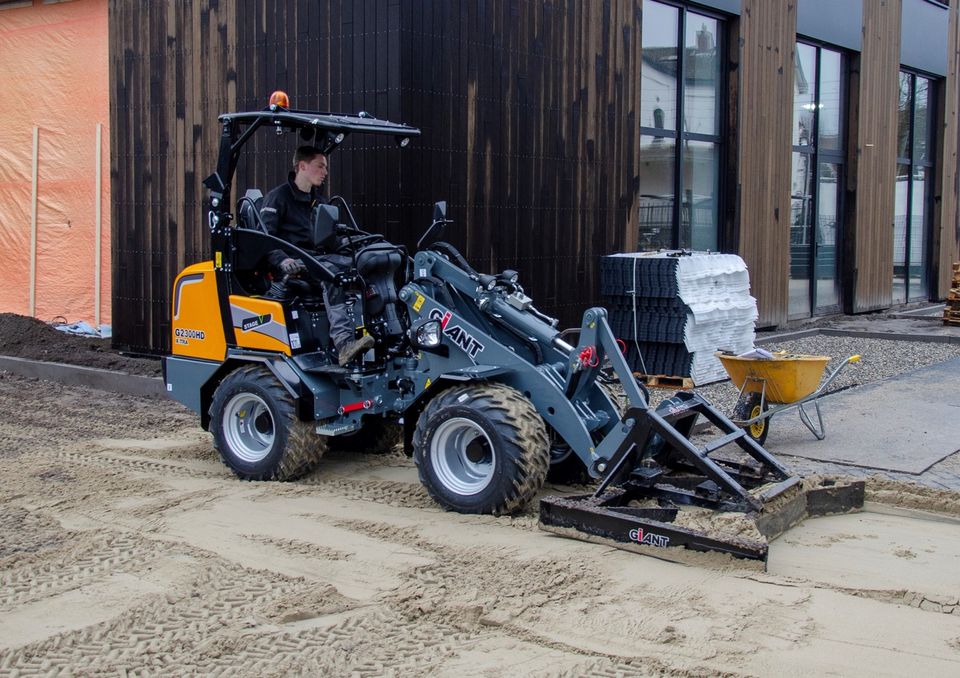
<box><xmin>757</xmin><ymin>327</ymin><xmax>960</xmax><ymax>345</ymax></box>
<box><xmin>0</xmin><ymin>355</ymin><xmax>166</xmax><ymax>398</ymax></box>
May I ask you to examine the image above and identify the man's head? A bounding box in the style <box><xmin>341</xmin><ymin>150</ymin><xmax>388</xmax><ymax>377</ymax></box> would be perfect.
<box><xmin>292</xmin><ymin>146</ymin><xmax>328</xmax><ymax>189</ymax></box>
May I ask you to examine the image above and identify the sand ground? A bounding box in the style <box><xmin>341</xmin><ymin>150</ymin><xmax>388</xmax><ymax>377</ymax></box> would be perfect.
<box><xmin>1</xmin><ymin>372</ymin><xmax>959</xmax><ymax>676</ymax></box>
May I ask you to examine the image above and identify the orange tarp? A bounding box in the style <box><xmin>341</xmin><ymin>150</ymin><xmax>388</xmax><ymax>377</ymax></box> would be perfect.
<box><xmin>0</xmin><ymin>0</ymin><xmax>111</xmax><ymax>326</ymax></box>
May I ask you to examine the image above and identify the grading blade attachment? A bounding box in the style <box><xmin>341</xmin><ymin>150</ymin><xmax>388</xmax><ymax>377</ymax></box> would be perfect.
<box><xmin>539</xmin><ymin>390</ymin><xmax>865</xmax><ymax>566</ymax></box>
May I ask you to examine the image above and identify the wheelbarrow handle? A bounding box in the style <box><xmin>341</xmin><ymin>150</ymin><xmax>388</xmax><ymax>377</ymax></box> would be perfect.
<box><xmin>817</xmin><ymin>354</ymin><xmax>861</xmax><ymax>393</ymax></box>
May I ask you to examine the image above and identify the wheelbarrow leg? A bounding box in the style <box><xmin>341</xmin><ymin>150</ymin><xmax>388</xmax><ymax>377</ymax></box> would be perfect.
<box><xmin>798</xmin><ymin>400</ymin><xmax>826</xmax><ymax>440</ymax></box>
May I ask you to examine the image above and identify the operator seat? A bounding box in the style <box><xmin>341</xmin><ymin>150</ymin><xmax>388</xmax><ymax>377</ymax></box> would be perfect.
<box><xmin>355</xmin><ymin>242</ymin><xmax>404</xmax><ymax>336</ymax></box>
<box><xmin>237</xmin><ymin>189</ymin><xmax>267</xmax><ymax>233</ymax></box>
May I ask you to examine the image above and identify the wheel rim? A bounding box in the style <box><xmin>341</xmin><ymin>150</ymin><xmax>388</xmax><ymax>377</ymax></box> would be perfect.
<box><xmin>749</xmin><ymin>404</ymin><xmax>766</xmax><ymax>440</ymax></box>
<box><xmin>222</xmin><ymin>392</ymin><xmax>275</xmax><ymax>463</ymax></box>
<box><xmin>430</xmin><ymin>417</ymin><xmax>495</xmax><ymax>495</ymax></box>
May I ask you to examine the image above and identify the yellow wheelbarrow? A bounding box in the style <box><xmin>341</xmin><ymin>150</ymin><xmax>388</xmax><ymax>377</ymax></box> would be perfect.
<box><xmin>715</xmin><ymin>351</ymin><xmax>861</xmax><ymax>444</ymax></box>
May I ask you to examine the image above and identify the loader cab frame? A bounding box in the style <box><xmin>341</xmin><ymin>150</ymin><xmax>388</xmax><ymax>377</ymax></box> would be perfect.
<box><xmin>199</xmin><ymin>100</ymin><xmax>420</xmax><ymax>347</ymax></box>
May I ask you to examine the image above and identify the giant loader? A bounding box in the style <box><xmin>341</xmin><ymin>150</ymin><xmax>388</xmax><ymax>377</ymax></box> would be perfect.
<box><xmin>163</xmin><ymin>93</ymin><xmax>862</xmax><ymax>566</ymax></box>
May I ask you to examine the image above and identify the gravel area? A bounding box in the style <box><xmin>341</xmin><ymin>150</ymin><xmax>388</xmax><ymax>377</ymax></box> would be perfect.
<box><xmin>646</xmin><ymin>335</ymin><xmax>960</xmax><ymax>416</ymax></box>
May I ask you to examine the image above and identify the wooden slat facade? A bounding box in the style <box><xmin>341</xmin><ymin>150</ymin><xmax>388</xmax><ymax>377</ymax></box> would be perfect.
<box><xmin>846</xmin><ymin>0</ymin><xmax>901</xmax><ymax>313</ymax></box>
<box><xmin>110</xmin><ymin>0</ymin><xmax>643</xmax><ymax>352</ymax></box>
<box><xmin>109</xmin><ymin>0</ymin><xmax>960</xmax><ymax>353</ymax></box>
<box><xmin>110</xmin><ymin>0</ymin><xmax>238</xmax><ymax>353</ymax></box>
<box><xmin>937</xmin><ymin>4</ymin><xmax>960</xmax><ymax>296</ymax></box>
<box><xmin>734</xmin><ymin>0</ymin><xmax>796</xmax><ymax>327</ymax></box>
<box><xmin>397</xmin><ymin>0</ymin><xmax>642</xmax><ymax>323</ymax></box>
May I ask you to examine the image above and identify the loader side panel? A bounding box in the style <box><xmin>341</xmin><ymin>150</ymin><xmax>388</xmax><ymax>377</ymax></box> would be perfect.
<box><xmin>162</xmin><ymin>355</ymin><xmax>221</xmax><ymax>414</ymax></box>
<box><xmin>171</xmin><ymin>262</ymin><xmax>227</xmax><ymax>361</ymax></box>
<box><xmin>229</xmin><ymin>296</ymin><xmax>291</xmax><ymax>355</ymax></box>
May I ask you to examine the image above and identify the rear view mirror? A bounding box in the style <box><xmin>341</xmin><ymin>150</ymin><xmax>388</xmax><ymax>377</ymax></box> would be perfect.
<box><xmin>433</xmin><ymin>201</ymin><xmax>447</xmax><ymax>222</ymax></box>
<box><xmin>312</xmin><ymin>203</ymin><xmax>340</xmax><ymax>250</ymax></box>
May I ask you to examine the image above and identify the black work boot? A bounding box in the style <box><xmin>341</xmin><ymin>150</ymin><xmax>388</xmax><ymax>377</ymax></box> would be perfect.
<box><xmin>338</xmin><ymin>335</ymin><xmax>375</xmax><ymax>367</ymax></box>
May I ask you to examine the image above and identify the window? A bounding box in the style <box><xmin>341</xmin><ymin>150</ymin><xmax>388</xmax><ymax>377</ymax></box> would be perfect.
<box><xmin>893</xmin><ymin>71</ymin><xmax>935</xmax><ymax>304</ymax></box>
<box><xmin>789</xmin><ymin>43</ymin><xmax>845</xmax><ymax>319</ymax></box>
<box><xmin>638</xmin><ymin>1</ymin><xmax>724</xmax><ymax>252</ymax></box>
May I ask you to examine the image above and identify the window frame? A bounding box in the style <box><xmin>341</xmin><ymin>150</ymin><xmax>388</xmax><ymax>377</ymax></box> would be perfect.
<box><xmin>638</xmin><ymin>0</ymin><xmax>729</xmax><ymax>251</ymax></box>
<box><xmin>789</xmin><ymin>39</ymin><xmax>848</xmax><ymax>319</ymax></box>
<box><xmin>895</xmin><ymin>67</ymin><xmax>938</xmax><ymax>303</ymax></box>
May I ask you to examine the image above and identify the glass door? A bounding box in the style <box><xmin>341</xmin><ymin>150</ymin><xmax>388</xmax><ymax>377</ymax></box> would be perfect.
<box><xmin>790</xmin><ymin>43</ymin><xmax>845</xmax><ymax>319</ymax></box>
<box><xmin>894</xmin><ymin>72</ymin><xmax>935</xmax><ymax>304</ymax></box>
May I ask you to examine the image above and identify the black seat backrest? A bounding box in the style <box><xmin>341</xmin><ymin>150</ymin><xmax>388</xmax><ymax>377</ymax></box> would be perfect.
<box><xmin>237</xmin><ymin>189</ymin><xmax>266</xmax><ymax>232</ymax></box>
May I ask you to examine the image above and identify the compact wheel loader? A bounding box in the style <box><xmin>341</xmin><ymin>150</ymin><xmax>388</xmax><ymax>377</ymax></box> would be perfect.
<box><xmin>163</xmin><ymin>94</ymin><xmax>862</xmax><ymax>566</ymax></box>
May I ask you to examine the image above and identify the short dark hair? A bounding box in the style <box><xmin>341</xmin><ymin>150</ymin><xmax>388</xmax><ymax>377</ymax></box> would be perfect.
<box><xmin>293</xmin><ymin>146</ymin><xmax>325</xmax><ymax>171</ymax></box>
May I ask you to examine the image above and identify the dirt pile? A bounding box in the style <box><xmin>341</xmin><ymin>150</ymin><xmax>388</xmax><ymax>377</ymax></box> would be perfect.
<box><xmin>0</xmin><ymin>313</ymin><xmax>160</xmax><ymax>376</ymax></box>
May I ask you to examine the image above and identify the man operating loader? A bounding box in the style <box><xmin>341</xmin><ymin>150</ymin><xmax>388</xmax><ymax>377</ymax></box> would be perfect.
<box><xmin>260</xmin><ymin>145</ymin><xmax>374</xmax><ymax>366</ymax></box>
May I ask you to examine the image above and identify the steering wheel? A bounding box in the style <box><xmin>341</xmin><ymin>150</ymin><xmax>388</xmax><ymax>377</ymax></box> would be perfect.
<box><xmin>336</xmin><ymin>234</ymin><xmax>384</xmax><ymax>254</ymax></box>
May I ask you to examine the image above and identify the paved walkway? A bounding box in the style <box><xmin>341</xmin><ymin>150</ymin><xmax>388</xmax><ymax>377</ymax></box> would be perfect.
<box><xmin>765</xmin><ymin>309</ymin><xmax>960</xmax><ymax>492</ymax></box>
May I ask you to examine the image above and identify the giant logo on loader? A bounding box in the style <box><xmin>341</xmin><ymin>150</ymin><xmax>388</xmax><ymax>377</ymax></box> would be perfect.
<box><xmin>428</xmin><ymin>309</ymin><xmax>486</xmax><ymax>359</ymax></box>
<box><xmin>629</xmin><ymin>528</ymin><xmax>670</xmax><ymax>548</ymax></box>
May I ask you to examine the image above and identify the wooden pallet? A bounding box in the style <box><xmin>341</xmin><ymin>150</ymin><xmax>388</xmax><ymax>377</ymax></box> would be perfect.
<box><xmin>636</xmin><ymin>373</ymin><xmax>695</xmax><ymax>389</ymax></box>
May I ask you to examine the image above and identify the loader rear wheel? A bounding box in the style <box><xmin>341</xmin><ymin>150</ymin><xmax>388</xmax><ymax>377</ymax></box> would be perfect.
<box><xmin>733</xmin><ymin>392</ymin><xmax>769</xmax><ymax>446</ymax></box>
<box><xmin>210</xmin><ymin>364</ymin><xmax>327</xmax><ymax>481</ymax></box>
<box><xmin>413</xmin><ymin>383</ymin><xmax>549</xmax><ymax>515</ymax></box>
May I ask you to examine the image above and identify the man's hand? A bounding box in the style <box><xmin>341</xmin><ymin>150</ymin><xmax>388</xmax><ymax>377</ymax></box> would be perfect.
<box><xmin>279</xmin><ymin>257</ymin><xmax>306</xmax><ymax>275</ymax></box>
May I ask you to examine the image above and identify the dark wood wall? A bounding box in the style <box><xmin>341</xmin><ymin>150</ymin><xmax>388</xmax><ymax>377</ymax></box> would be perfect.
<box><xmin>110</xmin><ymin>0</ymin><xmax>960</xmax><ymax>353</ymax></box>
<box><xmin>110</xmin><ymin>0</ymin><xmax>238</xmax><ymax>353</ymax></box>
<box><xmin>397</xmin><ymin>0</ymin><xmax>641</xmax><ymax>324</ymax></box>
<box><xmin>734</xmin><ymin>0</ymin><xmax>796</xmax><ymax>327</ymax></box>
<box><xmin>110</xmin><ymin>0</ymin><xmax>642</xmax><ymax>353</ymax></box>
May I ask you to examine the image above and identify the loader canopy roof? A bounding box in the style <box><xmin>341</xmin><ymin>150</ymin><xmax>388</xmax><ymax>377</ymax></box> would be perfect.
<box><xmin>219</xmin><ymin>109</ymin><xmax>420</xmax><ymax>141</ymax></box>
<box><xmin>204</xmin><ymin>105</ymin><xmax>421</xmax><ymax>196</ymax></box>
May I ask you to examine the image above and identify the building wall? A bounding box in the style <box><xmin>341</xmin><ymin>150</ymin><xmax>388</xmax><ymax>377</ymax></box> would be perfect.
<box><xmin>846</xmin><ymin>0</ymin><xmax>902</xmax><ymax>312</ymax></box>
<box><xmin>734</xmin><ymin>0</ymin><xmax>796</xmax><ymax>327</ymax></box>
<box><xmin>397</xmin><ymin>0</ymin><xmax>642</xmax><ymax>323</ymax></box>
<box><xmin>109</xmin><ymin>0</ymin><xmax>645</xmax><ymax>351</ymax></box>
<box><xmin>108</xmin><ymin>0</ymin><xmax>960</xmax><ymax>353</ymax></box>
<box><xmin>938</xmin><ymin>4</ymin><xmax>960</xmax><ymax>297</ymax></box>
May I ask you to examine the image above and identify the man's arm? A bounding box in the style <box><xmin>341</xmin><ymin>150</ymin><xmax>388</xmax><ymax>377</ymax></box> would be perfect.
<box><xmin>260</xmin><ymin>190</ymin><xmax>288</xmax><ymax>269</ymax></box>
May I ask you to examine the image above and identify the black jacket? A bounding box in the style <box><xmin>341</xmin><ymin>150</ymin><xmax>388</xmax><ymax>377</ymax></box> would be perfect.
<box><xmin>260</xmin><ymin>172</ymin><xmax>328</xmax><ymax>268</ymax></box>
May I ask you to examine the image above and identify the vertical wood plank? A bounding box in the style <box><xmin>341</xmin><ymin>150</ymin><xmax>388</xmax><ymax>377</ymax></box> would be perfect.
<box><xmin>937</xmin><ymin>4</ymin><xmax>960</xmax><ymax>295</ymax></box>
<box><xmin>736</xmin><ymin>0</ymin><xmax>796</xmax><ymax>327</ymax></box>
<box><xmin>849</xmin><ymin>0</ymin><xmax>901</xmax><ymax>312</ymax></box>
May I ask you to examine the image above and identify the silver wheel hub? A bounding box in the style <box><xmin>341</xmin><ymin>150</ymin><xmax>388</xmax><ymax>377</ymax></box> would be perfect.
<box><xmin>430</xmin><ymin>417</ymin><xmax>495</xmax><ymax>495</ymax></box>
<box><xmin>223</xmin><ymin>393</ymin><xmax>275</xmax><ymax>463</ymax></box>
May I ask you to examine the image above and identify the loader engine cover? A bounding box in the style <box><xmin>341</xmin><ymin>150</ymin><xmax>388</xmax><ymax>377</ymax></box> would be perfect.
<box><xmin>171</xmin><ymin>262</ymin><xmax>226</xmax><ymax>361</ymax></box>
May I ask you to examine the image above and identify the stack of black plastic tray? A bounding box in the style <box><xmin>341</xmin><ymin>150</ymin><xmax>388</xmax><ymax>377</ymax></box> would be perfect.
<box><xmin>600</xmin><ymin>254</ymin><xmax>694</xmax><ymax>378</ymax></box>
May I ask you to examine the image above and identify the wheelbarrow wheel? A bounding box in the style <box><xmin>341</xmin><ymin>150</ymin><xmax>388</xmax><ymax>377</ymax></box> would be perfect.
<box><xmin>734</xmin><ymin>392</ymin><xmax>769</xmax><ymax>445</ymax></box>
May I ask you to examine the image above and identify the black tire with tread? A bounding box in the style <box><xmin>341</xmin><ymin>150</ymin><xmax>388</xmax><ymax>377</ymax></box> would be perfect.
<box><xmin>413</xmin><ymin>383</ymin><xmax>549</xmax><ymax>515</ymax></box>
<box><xmin>733</xmin><ymin>391</ymin><xmax>769</xmax><ymax>445</ymax></box>
<box><xmin>209</xmin><ymin>364</ymin><xmax>327</xmax><ymax>481</ymax></box>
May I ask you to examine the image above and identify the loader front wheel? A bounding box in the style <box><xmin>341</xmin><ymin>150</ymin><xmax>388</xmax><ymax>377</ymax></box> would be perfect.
<box><xmin>413</xmin><ymin>383</ymin><xmax>549</xmax><ymax>515</ymax></box>
<box><xmin>210</xmin><ymin>365</ymin><xmax>327</xmax><ymax>481</ymax></box>
<box><xmin>733</xmin><ymin>392</ymin><xmax>769</xmax><ymax>446</ymax></box>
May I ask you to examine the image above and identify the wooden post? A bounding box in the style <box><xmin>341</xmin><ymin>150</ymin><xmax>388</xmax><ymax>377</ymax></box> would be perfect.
<box><xmin>95</xmin><ymin>123</ymin><xmax>103</xmax><ymax>329</ymax></box>
<box><xmin>29</xmin><ymin>126</ymin><xmax>39</xmax><ymax>317</ymax></box>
